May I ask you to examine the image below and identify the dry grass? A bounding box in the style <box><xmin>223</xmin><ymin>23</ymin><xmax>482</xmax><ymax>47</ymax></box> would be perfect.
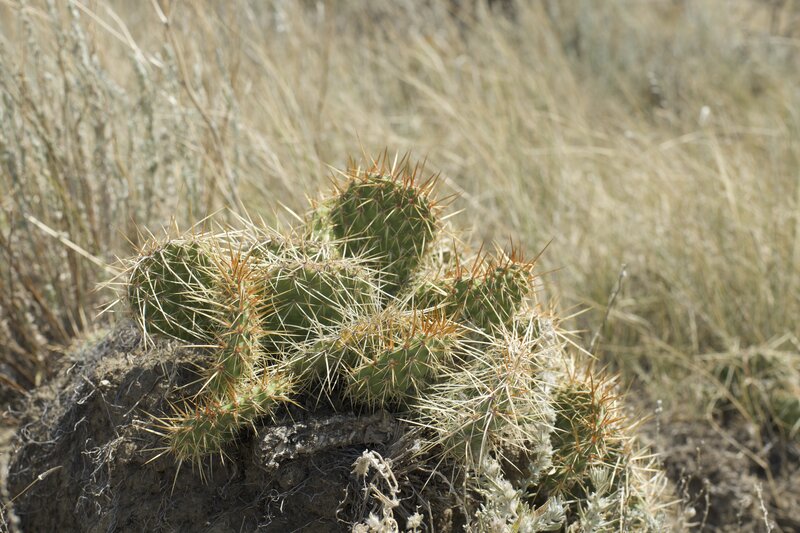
<box><xmin>1</xmin><ymin>0</ymin><xmax>798</xmax><ymax>521</ymax></box>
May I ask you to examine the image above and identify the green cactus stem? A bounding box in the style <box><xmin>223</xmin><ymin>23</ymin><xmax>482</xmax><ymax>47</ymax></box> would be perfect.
<box><xmin>127</xmin><ymin>238</ymin><xmax>217</xmax><ymax>343</ymax></box>
<box><xmin>204</xmin><ymin>253</ymin><xmax>266</xmax><ymax>398</ymax></box>
<box><xmin>325</xmin><ymin>162</ymin><xmax>440</xmax><ymax>296</ymax></box>
<box><xmin>344</xmin><ymin>310</ymin><xmax>457</xmax><ymax>407</ymax></box>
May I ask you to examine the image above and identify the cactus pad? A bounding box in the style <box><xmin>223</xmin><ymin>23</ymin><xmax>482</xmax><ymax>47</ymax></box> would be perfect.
<box><xmin>327</xmin><ymin>168</ymin><xmax>439</xmax><ymax>295</ymax></box>
<box><xmin>344</xmin><ymin>311</ymin><xmax>456</xmax><ymax>407</ymax></box>
<box><xmin>127</xmin><ymin>238</ymin><xmax>216</xmax><ymax>343</ymax></box>
<box><xmin>258</xmin><ymin>256</ymin><xmax>378</xmax><ymax>350</ymax></box>
<box><xmin>165</xmin><ymin>374</ymin><xmax>293</xmax><ymax>464</ymax></box>
<box><xmin>416</xmin><ymin>253</ymin><xmax>534</xmax><ymax>332</ymax></box>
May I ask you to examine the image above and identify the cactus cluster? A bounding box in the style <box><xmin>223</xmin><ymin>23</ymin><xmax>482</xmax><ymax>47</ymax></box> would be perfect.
<box><xmin>124</xmin><ymin>155</ymin><xmax>669</xmax><ymax>530</ymax></box>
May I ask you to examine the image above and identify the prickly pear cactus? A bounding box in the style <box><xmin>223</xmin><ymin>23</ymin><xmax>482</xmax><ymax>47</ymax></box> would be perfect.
<box><xmin>343</xmin><ymin>309</ymin><xmax>456</xmax><ymax>408</ymax></box>
<box><xmin>127</xmin><ymin>238</ymin><xmax>216</xmax><ymax>342</ymax></box>
<box><xmin>121</xmin><ymin>155</ymin><xmax>671</xmax><ymax>531</ymax></box>
<box><xmin>322</xmin><ymin>165</ymin><xmax>439</xmax><ymax>295</ymax></box>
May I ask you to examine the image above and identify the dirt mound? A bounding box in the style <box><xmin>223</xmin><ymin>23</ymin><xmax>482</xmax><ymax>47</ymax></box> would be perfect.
<box><xmin>6</xmin><ymin>324</ymin><xmax>457</xmax><ymax>532</ymax></box>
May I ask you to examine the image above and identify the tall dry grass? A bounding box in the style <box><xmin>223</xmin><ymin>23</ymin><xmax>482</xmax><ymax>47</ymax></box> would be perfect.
<box><xmin>1</xmin><ymin>0</ymin><xmax>798</xmax><ymax>438</ymax></box>
<box><xmin>0</xmin><ymin>1</ymin><xmax>247</xmax><ymax>390</ymax></box>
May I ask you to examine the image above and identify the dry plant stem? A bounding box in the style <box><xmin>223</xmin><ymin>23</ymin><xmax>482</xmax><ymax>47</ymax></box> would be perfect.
<box><xmin>154</xmin><ymin>0</ymin><xmax>241</xmax><ymax>211</ymax></box>
<box><xmin>589</xmin><ymin>263</ymin><xmax>626</xmax><ymax>356</ymax></box>
<box><xmin>1</xmin><ymin>0</ymin><xmax>246</xmax><ymax>390</ymax></box>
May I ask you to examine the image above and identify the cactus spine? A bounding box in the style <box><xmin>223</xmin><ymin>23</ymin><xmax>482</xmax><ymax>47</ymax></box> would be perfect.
<box><xmin>127</xmin><ymin>238</ymin><xmax>216</xmax><ymax>343</ymax></box>
<box><xmin>323</xmin><ymin>161</ymin><xmax>439</xmax><ymax>296</ymax></box>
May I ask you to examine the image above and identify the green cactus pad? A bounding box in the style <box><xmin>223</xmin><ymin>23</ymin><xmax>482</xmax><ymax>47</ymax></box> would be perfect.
<box><xmin>415</xmin><ymin>255</ymin><xmax>534</xmax><ymax>333</ymax></box>
<box><xmin>327</xmin><ymin>168</ymin><xmax>439</xmax><ymax>295</ymax></box>
<box><xmin>287</xmin><ymin>335</ymin><xmax>355</xmax><ymax>389</ymax></box>
<box><xmin>127</xmin><ymin>239</ymin><xmax>217</xmax><ymax>343</ymax></box>
<box><xmin>544</xmin><ymin>374</ymin><xmax>628</xmax><ymax>499</ymax></box>
<box><xmin>346</xmin><ymin>334</ymin><xmax>448</xmax><ymax>407</ymax></box>
<box><xmin>166</xmin><ymin>374</ymin><xmax>293</xmax><ymax>463</ymax></box>
<box><xmin>466</xmin><ymin>263</ymin><xmax>532</xmax><ymax>330</ymax></box>
<box><xmin>343</xmin><ymin>310</ymin><xmax>456</xmax><ymax>407</ymax></box>
<box><xmin>414</xmin><ymin>323</ymin><xmax>554</xmax><ymax>465</ymax></box>
<box><xmin>257</xmin><ymin>256</ymin><xmax>378</xmax><ymax>351</ymax></box>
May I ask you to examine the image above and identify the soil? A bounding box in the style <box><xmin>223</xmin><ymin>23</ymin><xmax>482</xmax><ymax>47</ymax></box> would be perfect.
<box><xmin>639</xmin><ymin>408</ymin><xmax>800</xmax><ymax>532</ymax></box>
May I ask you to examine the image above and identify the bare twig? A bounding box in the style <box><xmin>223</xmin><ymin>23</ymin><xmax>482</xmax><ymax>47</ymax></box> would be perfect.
<box><xmin>589</xmin><ymin>263</ymin><xmax>627</xmax><ymax>356</ymax></box>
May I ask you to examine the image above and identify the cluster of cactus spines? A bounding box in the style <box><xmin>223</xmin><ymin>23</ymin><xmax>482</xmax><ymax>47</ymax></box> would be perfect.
<box><xmin>124</xmin><ymin>155</ymin><xmax>668</xmax><ymax>529</ymax></box>
<box><xmin>343</xmin><ymin>309</ymin><xmax>457</xmax><ymax>408</ymax></box>
<box><xmin>414</xmin><ymin>316</ymin><xmax>556</xmax><ymax>466</ymax></box>
<box><xmin>127</xmin><ymin>237</ymin><xmax>217</xmax><ymax>343</ymax></box>
<box><xmin>321</xmin><ymin>156</ymin><xmax>441</xmax><ymax>295</ymax></box>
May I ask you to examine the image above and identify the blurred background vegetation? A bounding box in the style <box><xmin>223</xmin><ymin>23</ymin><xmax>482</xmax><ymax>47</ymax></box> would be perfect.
<box><xmin>0</xmin><ymin>0</ymin><xmax>798</xmax><ymax>526</ymax></box>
